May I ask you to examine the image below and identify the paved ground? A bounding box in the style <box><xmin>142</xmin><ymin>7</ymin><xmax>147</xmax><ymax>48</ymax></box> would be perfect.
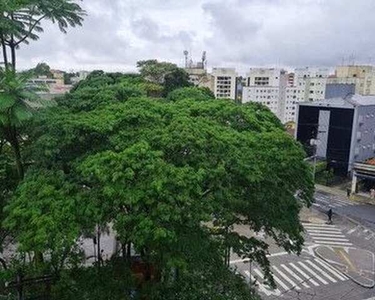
<box><xmin>314</xmin><ymin>189</ymin><xmax>375</xmax><ymax>230</ymax></box>
<box><xmin>231</xmin><ymin>192</ymin><xmax>375</xmax><ymax>300</ymax></box>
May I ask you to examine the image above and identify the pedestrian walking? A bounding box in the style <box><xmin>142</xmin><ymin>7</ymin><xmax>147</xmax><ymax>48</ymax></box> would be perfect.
<box><xmin>370</xmin><ymin>188</ymin><xmax>375</xmax><ymax>199</ymax></box>
<box><xmin>327</xmin><ymin>208</ymin><xmax>333</xmax><ymax>224</ymax></box>
<box><xmin>346</xmin><ymin>188</ymin><xmax>351</xmax><ymax>198</ymax></box>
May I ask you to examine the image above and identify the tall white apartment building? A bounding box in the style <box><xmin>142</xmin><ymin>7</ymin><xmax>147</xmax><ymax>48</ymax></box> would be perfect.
<box><xmin>284</xmin><ymin>67</ymin><xmax>330</xmax><ymax>123</ymax></box>
<box><xmin>212</xmin><ymin>68</ymin><xmax>237</xmax><ymax>100</ymax></box>
<box><xmin>242</xmin><ymin>67</ymin><xmax>331</xmax><ymax>123</ymax></box>
<box><xmin>242</xmin><ymin>68</ymin><xmax>287</xmax><ymax>121</ymax></box>
<box><xmin>294</xmin><ymin>67</ymin><xmax>329</xmax><ymax>101</ymax></box>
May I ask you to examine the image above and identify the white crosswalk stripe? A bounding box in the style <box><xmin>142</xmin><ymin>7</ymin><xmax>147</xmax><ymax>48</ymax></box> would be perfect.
<box><xmin>273</xmin><ymin>266</ymin><xmax>301</xmax><ymax>290</ymax></box>
<box><xmin>314</xmin><ymin>194</ymin><xmax>354</xmax><ymax>208</ymax></box>
<box><xmin>313</xmin><ymin>240</ymin><xmax>353</xmax><ymax>246</ymax></box>
<box><xmin>314</xmin><ymin>258</ymin><xmax>347</xmax><ymax>281</ymax></box>
<box><xmin>308</xmin><ymin>233</ymin><xmax>346</xmax><ymax>238</ymax></box>
<box><xmin>281</xmin><ymin>264</ymin><xmax>310</xmax><ymax>288</ymax></box>
<box><xmin>245</xmin><ymin>270</ymin><xmax>281</xmax><ymax>297</ymax></box>
<box><xmin>310</xmin><ymin>236</ymin><xmax>350</xmax><ymax>241</ymax></box>
<box><xmin>303</xmin><ymin>222</ymin><xmax>353</xmax><ymax>247</ymax></box>
<box><xmin>303</xmin><ymin>226</ymin><xmax>342</xmax><ymax>231</ymax></box>
<box><xmin>289</xmin><ymin>262</ymin><xmax>319</xmax><ymax>286</ymax></box>
<box><xmin>243</xmin><ymin>259</ymin><xmax>347</xmax><ymax>296</ymax></box>
<box><xmin>298</xmin><ymin>261</ymin><xmax>328</xmax><ymax>284</ymax></box>
<box><xmin>305</xmin><ymin>260</ymin><xmax>337</xmax><ymax>283</ymax></box>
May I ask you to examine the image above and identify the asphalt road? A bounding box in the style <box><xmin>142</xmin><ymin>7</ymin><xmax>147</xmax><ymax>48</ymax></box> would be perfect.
<box><xmin>314</xmin><ymin>191</ymin><xmax>375</xmax><ymax>230</ymax></box>
<box><xmin>231</xmin><ymin>197</ymin><xmax>375</xmax><ymax>300</ymax></box>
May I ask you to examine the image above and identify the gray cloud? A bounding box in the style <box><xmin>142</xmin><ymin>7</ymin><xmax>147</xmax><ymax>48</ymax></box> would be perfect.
<box><xmin>14</xmin><ymin>0</ymin><xmax>375</xmax><ymax>73</ymax></box>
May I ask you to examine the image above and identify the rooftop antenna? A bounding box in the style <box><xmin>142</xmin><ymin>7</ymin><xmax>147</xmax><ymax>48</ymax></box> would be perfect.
<box><xmin>202</xmin><ymin>51</ymin><xmax>207</xmax><ymax>69</ymax></box>
<box><xmin>349</xmin><ymin>53</ymin><xmax>355</xmax><ymax>66</ymax></box>
<box><xmin>183</xmin><ymin>50</ymin><xmax>189</xmax><ymax>68</ymax></box>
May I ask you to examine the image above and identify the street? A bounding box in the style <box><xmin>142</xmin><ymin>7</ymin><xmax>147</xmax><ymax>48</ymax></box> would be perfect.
<box><xmin>231</xmin><ymin>191</ymin><xmax>375</xmax><ymax>300</ymax></box>
<box><xmin>314</xmin><ymin>191</ymin><xmax>375</xmax><ymax>230</ymax></box>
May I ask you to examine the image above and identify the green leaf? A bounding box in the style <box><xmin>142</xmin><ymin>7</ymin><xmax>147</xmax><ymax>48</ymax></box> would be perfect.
<box><xmin>13</xmin><ymin>103</ymin><xmax>33</xmax><ymax>123</ymax></box>
<box><xmin>0</xmin><ymin>93</ymin><xmax>16</xmax><ymax>111</ymax></box>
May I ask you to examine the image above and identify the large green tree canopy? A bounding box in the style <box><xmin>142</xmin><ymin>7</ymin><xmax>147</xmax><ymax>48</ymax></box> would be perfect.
<box><xmin>2</xmin><ymin>73</ymin><xmax>313</xmax><ymax>299</ymax></box>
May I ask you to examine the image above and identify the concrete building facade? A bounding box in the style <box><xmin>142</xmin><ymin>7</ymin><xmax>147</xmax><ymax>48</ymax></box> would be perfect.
<box><xmin>328</xmin><ymin>65</ymin><xmax>375</xmax><ymax>96</ymax></box>
<box><xmin>242</xmin><ymin>67</ymin><xmax>330</xmax><ymax>123</ymax></box>
<box><xmin>242</xmin><ymin>68</ymin><xmax>287</xmax><ymax>121</ymax></box>
<box><xmin>296</xmin><ymin>95</ymin><xmax>375</xmax><ymax>175</ymax></box>
<box><xmin>212</xmin><ymin>67</ymin><xmax>238</xmax><ymax>100</ymax></box>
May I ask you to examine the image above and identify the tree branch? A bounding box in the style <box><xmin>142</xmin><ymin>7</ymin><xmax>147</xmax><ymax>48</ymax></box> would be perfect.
<box><xmin>14</xmin><ymin>15</ymin><xmax>46</xmax><ymax>47</ymax></box>
<box><xmin>0</xmin><ymin>257</ymin><xmax>7</xmax><ymax>270</ymax></box>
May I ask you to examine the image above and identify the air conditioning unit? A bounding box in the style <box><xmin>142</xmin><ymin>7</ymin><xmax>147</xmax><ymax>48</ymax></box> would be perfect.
<box><xmin>357</xmin><ymin>131</ymin><xmax>362</xmax><ymax>140</ymax></box>
<box><xmin>355</xmin><ymin>147</ymin><xmax>360</xmax><ymax>156</ymax></box>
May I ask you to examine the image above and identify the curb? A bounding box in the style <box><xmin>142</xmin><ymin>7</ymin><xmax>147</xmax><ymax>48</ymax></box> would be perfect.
<box><xmin>311</xmin><ymin>194</ymin><xmax>375</xmax><ymax>235</ymax></box>
<box><xmin>313</xmin><ymin>247</ymin><xmax>375</xmax><ymax>288</ymax></box>
<box><xmin>315</xmin><ymin>184</ymin><xmax>375</xmax><ymax>206</ymax></box>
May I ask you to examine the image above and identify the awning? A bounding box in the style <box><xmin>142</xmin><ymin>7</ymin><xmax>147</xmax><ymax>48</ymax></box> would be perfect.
<box><xmin>355</xmin><ymin>172</ymin><xmax>375</xmax><ymax>180</ymax></box>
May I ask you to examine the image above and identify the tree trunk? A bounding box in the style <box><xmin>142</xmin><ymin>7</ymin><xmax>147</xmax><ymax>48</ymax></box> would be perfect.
<box><xmin>97</xmin><ymin>226</ymin><xmax>101</xmax><ymax>270</ymax></box>
<box><xmin>34</xmin><ymin>251</ymin><xmax>44</xmax><ymax>265</ymax></box>
<box><xmin>0</xmin><ymin>32</ymin><xmax>9</xmax><ymax>69</ymax></box>
<box><xmin>10</xmin><ymin>13</ymin><xmax>16</xmax><ymax>71</ymax></box>
<box><xmin>10</xmin><ymin>43</ymin><xmax>16</xmax><ymax>72</ymax></box>
<box><xmin>0</xmin><ymin>257</ymin><xmax>7</xmax><ymax>270</ymax></box>
<box><xmin>121</xmin><ymin>243</ymin><xmax>126</xmax><ymax>261</ymax></box>
<box><xmin>126</xmin><ymin>242</ymin><xmax>131</xmax><ymax>261</ymax></box>
<box><xmin>4</xmin><ymin>125</ymin><xmax>24</xmax><ymax>179</ymax></box>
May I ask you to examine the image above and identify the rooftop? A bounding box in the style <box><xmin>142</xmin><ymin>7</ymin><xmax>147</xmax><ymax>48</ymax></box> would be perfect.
<box><xmin>299</xmin><ymin>94</ymin><xmax>375</xmax><ymax>109</ymax></box>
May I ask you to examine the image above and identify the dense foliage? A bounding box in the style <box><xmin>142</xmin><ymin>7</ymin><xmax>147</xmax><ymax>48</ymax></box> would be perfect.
<box><xmin>0</xmin><ymin>70</ymin><xmax>313</xmax><ymax>299</ymax></box>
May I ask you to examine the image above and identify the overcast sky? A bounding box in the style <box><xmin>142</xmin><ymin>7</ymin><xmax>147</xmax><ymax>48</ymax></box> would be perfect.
<box><xmin>17</xmin><ymin>0</ymin><xmax>375</xmax><ymax>73</ymax></box>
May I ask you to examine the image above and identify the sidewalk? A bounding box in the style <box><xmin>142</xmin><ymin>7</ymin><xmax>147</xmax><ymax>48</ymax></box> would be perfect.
<box><xmin>315</xmin><ymin>184</ymin><xmax>375</xmax><ymax>205</ymax></box>
<box><xmin>315</xmin><ymin>184</ymin><xmax>348</xmax><ymax>198</ymax></box>
<box><xmin>315</xmin><ymin>246</ymin><xmax>375</xmax><ymax>288</ymax></box>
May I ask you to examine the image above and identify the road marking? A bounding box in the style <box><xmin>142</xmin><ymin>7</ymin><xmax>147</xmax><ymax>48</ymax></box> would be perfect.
<box><xmin>305</xmin><ymin>230</ymin><xmax>344</xmax><ymax>234</ymax></box>
<box><xmin>347</xmin><ymin>226</ymin><xmax>359</xmax><ymax>235</ymax></box>
<box><xmin>273</xmin><ymin>266</ymin><xmax>301</xmax><ymax>290</ymax></box>
<box><xmin>250</xmin><ymin>269</ymin><xmax>282</xmax><ymax>296</ymax></box>
<box><xmin>336</xmin><ymin>248</ymin><xmax>357</xmax><ymax>271</ymax></box>
<box><xmin>303</xmin><ymin>223</ymin><xmax>338</xmax><ymax>228</ymax></box>
<box><xmin>305</xmin><ymin>260</ymin><xmax>337</xmax><ymax>283</ymax></box>
<box><xmin>289</xmin><ymin>263</ymin><xmax>319</xmax><ymax>286</ymax></box>
<box><xmin>304</xmin><ymin>224</ymin><xmax>341</xmax><ymax>229</ymax></box>
<box><xmin>315</xmin><ymin>198</ymin><xmax>329</xmax><ymax>203</ymax></box>
<box><xmin>308</xmin><ymin>233</ymin><xmax>346</xmax><ymax>237</ymax></box>
<box><xmin>314</xmin><ymin>240</ymin><xmax>353</xmax><ymax>246</ymax></box>
<box><xmin>245</xmin><ymin>270</ymin><xmax>279</xmax><ymax>297</ymax></box>
<box><xmin>314</xmin><ymin>258</ymin><xmax>347</xmax><ymax>281</ymax></box>
<box><xmin>310</xmin><ymin>236</ymin><xmax>350</xmax><ymax>241</ymax></box>
<box><xmin>272</xmin><ymin>273</ymin><xmax>290</xmax><ymax>291</ymax></box>
<box><xmin>333</xmin><ymin>198</ymin><xmax>354</xmax><ymax>206</ymax></box>
<box><xmin>281</xmin><ymin>264</ymin><xmax>310</xmax><ymax>288</ymax></box>
<box><xmin>298</xmin><ymin>261</ymin><xmax>328</xmax><ymax>284</ymax></box>
<box><xmin>229</xmin><ymin>251</ymin><xmax>288</xmax><ymax>264</ymax></box>
<box><xmin>306</xmin><ymin>229</ymin><xmax>342</xmax><ymax>234</ymax></box>
<box><xmin>305</xmin><ymin>226</ymin><xmax>342</xmax><ymax>231</ymax></box>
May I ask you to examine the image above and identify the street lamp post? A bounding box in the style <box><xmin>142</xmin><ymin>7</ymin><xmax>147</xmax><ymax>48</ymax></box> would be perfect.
<box><xmin>310</xmin><ymin>138</ymin><xmax>321</xmax><ymax>181</ymax></box>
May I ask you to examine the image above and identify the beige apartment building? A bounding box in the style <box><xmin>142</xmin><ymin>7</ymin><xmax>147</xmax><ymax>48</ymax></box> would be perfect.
<box><xmin>185</xmin><ymin>67</ymin><xmax>214</xmax><ymax>91</ymax></box>
<box><xmin>328</xmin><ymin>65</ymin><xmax>375</xmax><ymax>95</ymax></box>
<box><xmin>211</xmin><ymin>68</ymin><xmax>237</xmax><ymax>100</ymax></box>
